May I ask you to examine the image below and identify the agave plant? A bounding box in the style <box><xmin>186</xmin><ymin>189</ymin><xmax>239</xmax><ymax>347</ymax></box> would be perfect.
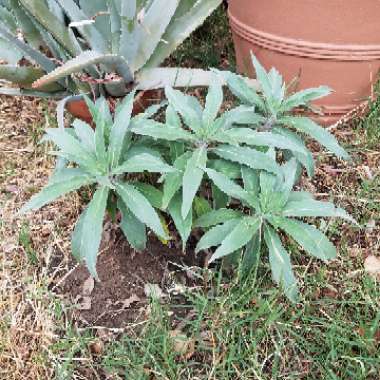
<box><xmin>20</xmin><ymin>93</ymin><xmax>176</xmax><ymax>279</ymax></box>
<box><xmin>0</xmin><ymin>0</ymin><xmax>222</xmax><ymax>99</ymax></box>
<box><xmin>194</xmin><ymin>156</ymin><xmax>356</xmax><ymax>301</ymax></box>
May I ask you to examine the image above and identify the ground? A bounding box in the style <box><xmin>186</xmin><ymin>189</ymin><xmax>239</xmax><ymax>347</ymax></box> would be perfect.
<box><xmin>1</xmin><ymin>8</ymin><xmax>380</xmax><ymax>380</ymax></box>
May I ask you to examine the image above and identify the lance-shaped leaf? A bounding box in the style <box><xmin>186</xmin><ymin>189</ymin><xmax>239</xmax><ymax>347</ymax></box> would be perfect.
<box><xmin>165</xmin><ymin>86</ymin><xmax>202</xmax><ymax>133</ymax></box>
<box><xmin>210</xmin><ymin>217</ymin><xmax>261</xmax><ymax>263</ymax></box>
<box><xmin>145</xmin><ymin>0</ymin><xmax>222</xmax><ymax>68</ymax></box>
<box><xmin>33</xmin><ymin>51</ymin><xmax>133</xmax><ymax>89</ymax></box>
<box><xmin>196</xmin><ymin>218</ymin><xmax>241</xmax><ymax>253</ymax></box>
<box><xmin>264</xmin><ymin>225</ymin><xmax>299</xmax><ymax>302</ymax></box>
<box><xmin>168</xmin><ymin>193</ymin><xmax>192</xmax><ymax>251</ymax></box>
<box><xmin>281</xmin><ymin>86</ymin><xmax>332</xmax><ymax>112</ymax></box>
<box><xmin>112</xmin><ymin>152</ymin><xmax>176</xmax><ymax>174</ymax></box>
<box><xmin>217</xmin><ymin>69</ymin><xmax>264</xmax><ymax>109</ymax></box>
<box><xmin>241</xmin><ymin>232</ymin><xmax>262</xmax><ymax>276</ymax></box>
<box><xmin>0</xmin><ymin>24</ymin><xmax>56</xmax><ymax>73</ymax></box>
<box><xmin>133</xmin><ymin>0</ymin><xmax>179</xmax><ymax>70</ymax></box>
<box><xmin>204</xmin><ymin>167</ymin><xmax>253</xmax><ymax>206</ymax></box>
<box><xmin>250</xmin><ymin>53</ymin><xmax>272</xmax><ymax>102</ymax></box>
<box><xmin>108</xmin><ymin>90</ymin><xmax>136</xmax><ymax>168</ymax></box>
<box><xmin>276</xmin><ymin>218</ymin><xmax>336</xmax><ymax>261</ymax></box>
<box><xmin>203</xmin><ymin>75</ymin><xmax>223</xmax><ymax>127</ymax></box>
<box><xmin>44</xmin><ymin>128</ymin><xmax>99</xmax><ymax>172</ymax></box>
<box><xmin>273</xmin><ymin>127</ymin><xmax>315</xmax><ymax>177</ymax></box>
<box><xmin>55</xmin><ymin>0</ymin><xmax>108</xmax><ymax>53</ymax></box>
<box><xmin>213</xmin><ymin>145</ymin><xmax>282</xmax><ymax>176</ymax></box>
<box><xmin>131</xmin><ymin>119</ymin><xmax>196</xmax><ymax>141</ymax></box>
<box><xmin>133</xmin><ymin>182</ymin><xmax>163</xmax><ymax>210</ymax></box>
<box><xmin>215</xmin><ymin>128</ymin><xmax>309</xmax><ymax>156</ymax></box>
<box><xmin>279</xmin><ymin>116</ymin><xmax>350</xmax><ymax>160</ymax></box>
<box><xmin>20</xmin><ymin>172</ymin><xmax>94</xmax><ymax>213</ymax></box>
<box><xmin>194</xmin><ymin>208</ymin><xmax>243</xmax><ymax>228</ymax></box>
<box><xmin>71</xmin><ymin>186</ymin><xmax>109</xmax><ymax>279</ymax></box>
<box><xmin>115</xmin><ymin>182</ymin><xmax>167</xmax><ymax>239</ymax></box>
<box><xmin>162</xmin><ymin>151</ymin><xmax>191</xmax><ymax>209</ymax></box>
<box><xmin>182</xmin><ymin>146</ymin><xmax>207</xmax><ymax>219</ymax></box>
<box><xmin>282</xmin><ymin>199</ymin><xmax>356</xmax><ymax>224</ymax></box>
<box><xmin>118</xmin><ymin>198</ymin><xmax>147</xmax><ymax>251</ymax></box>
<box><xmin>73</xmin><ymin>119</ymin><xmax>96</xmax><ymax>153</ymax></box>
<box><xmin>18</xmin><ymin>0</ymin><xmax>79</xmax><ymax>56</ymax></box>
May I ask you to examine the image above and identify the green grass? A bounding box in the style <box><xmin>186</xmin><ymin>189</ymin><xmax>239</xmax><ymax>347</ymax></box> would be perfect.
<box><xmin>98</xmin><ymin>261</ymin><xmax>380</xmax><ymax>380</ymax></box>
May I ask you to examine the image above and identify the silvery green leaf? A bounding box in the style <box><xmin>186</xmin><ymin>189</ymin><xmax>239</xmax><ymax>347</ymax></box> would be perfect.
<box><xmin>194</xmin><ymin>208</ymin><xmax>243</xmax><ymax>228</ymax></box>
<box><xmin>0</xmin><ymin>23</ymin><xmax>56</xmax><ymax>73</ymax></box>
<box><xmin>44</xmin><ymin>128</ymin><xmax>98</xmax><ymax>172</ymax></box>
<box><xmin>162</xmin><ymin>151</ymin><xmax>191</xmax><ymax>209</ymax></box>
<box><xmin>166</xmin><ymin>104</ymin><xmax>182</xmax><ymax>128</ymax></box>
<box><xmin>281</xmin><ymin>86</ymin><xmax>331</xmax><ymax>112</ymax></box>
<box><xmin>279</xmin><ymin>116</ymin><xmax>350</xmax><ymax>160</ymax></box>
<box><xmin>203</xmin><ymin>75</ymin><xmax>223</xmax><ymax>127</ymax></box>
<box><xmin>116</xmin><ymin>182</ymin><xmax>167</xmax><ymax>238</ymax></box>
<box><xmin>195</xmin><ymin>219</ymin><xmax>241</xmax><ymax>253</ymax></box>
<box><xmin>241</xmin><ymin>232</ymin><xmax>261</xmax><ymax>276</ymax></box>
<box><xmin>0</xmin><ymin>40</ymin><xmax>22</xmax><ymax>64</ymax></box>
<box><xmin>145</xmin><ymin>0</ymin><xmax>222</xmax><ymax>68</ymax></box>
<box><xmin>212</xmin><ymin>106</ymin><xmax>264</xmax><ymax>132</ymax></box>
<box><xmin>109</xmin><ymin>90</ymin><xmax>136</xmax><ymax>168</ymax></box>
<box><xmin>210</xmin><ymin>217</ymin><xmax>261</xmax><ymax>263</ymax></box>
<box><xmin>165</xmin><ymin>86</ymin><xmax>202</xmax><ymax>133</ymax></box>
<box><xmin>181</xmin><ymin>146</ymin><xmax>207</xmax><ymax>218</ymax></box>
<box><xmin>20</xmin><ymin>173</ymin><xmax>93</xmax><ymax>214</ymax></box>
<box><xmin>73</xmin><ymin>119</ymin><xmax>96</xmax><ymax>153</ymax></box>
<box><xmin>133</xmin><ymin>182</ymin><xmax>163</xmax><ymax>210</ymax></box>
<box><xmin>54</xmin><ymin>0</ymin><xmax>108</xmax><ymax>53</ymax></box>
<box><xmin>113</xmin><ymin>153</ymin><xmax>176</xmax><ymax>174</ymax></box>
<box><xmin>71</xmin><ymin>186</ymin><xmax>109</xmax><ymax>279</ymax></box>
<box><xmin>241</xmin><ymin>166</ymin><xmax>259</xmax><ymax>195</ymax></box>
<box><xmin>218</xmin><ymin>70</ymin><xmax>264</xmax><ymax>109</ymax></box>
<box><xmin>118</xmin><ymin>198</ymin><xmax>147</xmax><ymax>251</ymax></box>
<box><xmin>33</xmin><ymin>51</ymin><xmax>133</xmax><ymax>89</ymax></box>
<box><xmin>277</xmin><ymin>217</ymin><xmax>336</xmax><ymax>261</ymax></box>
<box><xmin>273</xmin><ymin>127</ymin><xmax>315</xmax><ymax>177</ymax></box>
<box><xmin>133</xmin><ymin>0</ymin><xmax>179</xmax><ymax>70</ymax></box>
<box><xmin>288</xmin><ymin>191</ymin><xmax>314</xmax><ymax>202</ymax></box>
<box><xmin>168</xmin><ymin>193</ymin><xmax>192</xmax><ymax>251</ymax></box>
<box><xmin>204</xmin><ymin>167</ymin><xmax>249</xmax><ymax>203</ymax></box>
<box><xmin>19</xmin><ymin>0</ymin><xmax>80</xmax><ymax>56</ymax></box>
<box><xmin>208</xmin><ymin>159</ymin><xmax>241</xmax><ymax>179</ymax></box>
<box><xmin>264</xmin><ymin>225</ymin><xmax>299</xmax><ymax>302</ymax></box>
<box><xmin>250</xmin><ymin>53</ymin><xmax>272</xmax><ymax>100</ymax></box>
<box><xmin>213</xmin><ymin>145</ymin><xmax>281</xmax><ymax>176</ymax></box>
<box><xmin>131</xmin><ymin>119</ymin><xmax>196</xmax><ymax>141</ymax></box>
<box><xmin>268</xmin><ymin>67</ymin><xmax>285</xmax><ymax>102</ymax></box>
<box><xmin>283</xmin><ymin>199</ymin><xmax>356</xmax><ymax>224</ymax></box>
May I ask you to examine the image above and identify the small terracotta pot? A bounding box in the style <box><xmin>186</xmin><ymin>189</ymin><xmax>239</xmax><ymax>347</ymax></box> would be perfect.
<box><xmin>66</xmin><ymin>89</ymin><xmax>163</xmax><ymax>124</ymax></box>
<box><xmin>228</xmin><ymin>0</ymin><xmax>380</xmax><ymax>124</ymax></box>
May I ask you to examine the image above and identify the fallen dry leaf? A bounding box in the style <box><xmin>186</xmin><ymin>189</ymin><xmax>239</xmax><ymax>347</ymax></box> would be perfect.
<box><xmin>364</xmin><ymin>255</ymin><xmax>380</xmax><ymax>279</ymax></box>
<box><xmin>169</xmin><ymin>330</ymin><xmax>195</xmax><ymax>358</ymax></box>
<box><xmin>144</xmin><ymin>283</ymin><xmax>164</xmax><ymax>299</ymax></box>
<box><xmin>121</xmin><ymin>294</ymin><xmax>140</xmax><ymax>309</ymax></box>
<box><xmin>78</xmin><ymin>296</ymin><xmax>92</xmax><ymax>310</ymax></box>
<box><xmin>82</xmin><ymin>276</ymin><xmax>95</xmax><ymax>296</ymax></box>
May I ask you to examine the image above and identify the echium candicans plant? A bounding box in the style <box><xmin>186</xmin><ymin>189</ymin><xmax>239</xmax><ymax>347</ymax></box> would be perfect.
<box><xmin>193</xmin><ymin>153</ymin><xmax>357</xmax><ymax>301</ymax></box>
<box><xmin>218</xmin><ymin>53</ymin><xmax>350</xmax><ymax>177</ymax></box>
<box><xmin>130</xmin><ymin>75</ymin><xmax>315</xmax><ymax>247</ymax></box>
<box><xmin>20</xmin><ymin>92</ymin><xmax>175</xmax><ymax>279</ymax></box>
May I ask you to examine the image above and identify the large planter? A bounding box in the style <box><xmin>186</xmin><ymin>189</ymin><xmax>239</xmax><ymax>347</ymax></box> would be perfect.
<box><xmin>66</xmin><ymin>90</ymin><xmax>162</xmax><ymax>124</ymax></box>
<box><xmin>228</xmin><ymin>0</ymin><xmax>380</xmax><ymax>124</ymax></box>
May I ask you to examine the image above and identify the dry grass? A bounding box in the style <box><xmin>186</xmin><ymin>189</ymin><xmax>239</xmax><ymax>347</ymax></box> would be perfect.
<box><xmin>0</xmin><ymin>96</ymin><xmax>82</xmax><ymax>379</ymax></box>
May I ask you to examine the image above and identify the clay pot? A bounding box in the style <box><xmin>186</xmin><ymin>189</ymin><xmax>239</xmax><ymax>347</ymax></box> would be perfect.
<box><xmin>66</xmin><ymin>89</ymin><xmax>163</xmax><ymax>124</ymax></box>
<box><xmin>228</xmin><ymin>0</ymin><xmax>380</xmax><ymax>124</ymax></box>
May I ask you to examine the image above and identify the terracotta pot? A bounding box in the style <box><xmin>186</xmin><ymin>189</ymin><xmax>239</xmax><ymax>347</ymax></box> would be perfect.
<box><xmin>66</xmin><ymin>89</ymin><xmax>163</xmax><ymax>124</ymax></box>
<box><xmin>228</xmin><ymin>0</ymin><xmax>380</xmax><ymax>124</ymax></box>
